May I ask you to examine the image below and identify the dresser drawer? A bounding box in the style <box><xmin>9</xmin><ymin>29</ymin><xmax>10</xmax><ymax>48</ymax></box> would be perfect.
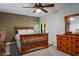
<box><xmin>72</xmin><ymin>38</ymin><xmax>79</xmax><ymax>44</ymax></box>
<box><xmin>61</xmin><ymin>36</ymin><xmax>71</xmax><ymax>42</ymax></box>
<box><xmin>72</xmin><ymin>43</ymin><xmax>79</xmax><ymax>50</ymax></box>
<box><xmin>57</xmin><ymin>35</ymin><xmax>61</xmax><ymax>43</ymax></box>
<box><xmin>63</xmin><ymin>46</ymin><xmax>71</xmax><ymax>54</ymax></box>
<box><xmin>63</xmin><ymin>42</ymin><xmax>72</xmax><ymax>47</ymax></box>
<box><xmin>57</xmin><ymin>44</ymin><xmax>64</xmax><ymax>51</ymax></box>
<box><xmin>57</xmin><ymin>44</ymin><xmax>71</xmax><ymax>54</ymax></box>
<box><xmin>57</xmin><ymin>40</ymin><xmax>71</xmax><ymax>47</ymax></box>
<box><xmin>57</xmin><ymin>39</ymin><xmax>63</xmax><ymax>44</ymax></box>
<box><xmin>72</xmin><ymin>49</ymin><xmax>79</xmax><ymax>56</ymax></box>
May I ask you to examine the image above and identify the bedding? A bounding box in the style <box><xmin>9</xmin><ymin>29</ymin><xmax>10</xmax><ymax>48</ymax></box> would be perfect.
<box><xmin>15</xmin><ymin>29</ymin><xmax>35</xmax><ymax>40</ymax></box>
<box><xmin>17</xmin><ymin>30</ymin><xmax>26</xmax><ymax>34</ymax></box>
<box><xmin>25</xmin><ymin>29</ymin><xmax>34</xmax><ymax>34</ymax></box>
<box><xmin>15</xmin><ymin>34</ymin><xmax>21</xmax><ymax>51</ymax></box>
<box><xmin>17</xmin><ymin>29</ymin><xmax>34</xmax><ymax>34</ymax></box>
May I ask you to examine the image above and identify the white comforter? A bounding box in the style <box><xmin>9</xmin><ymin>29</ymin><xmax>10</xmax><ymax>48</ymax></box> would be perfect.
<box><xmin>15</xmin><ymin>34</ymin><xmax>20</xmax><ymax>40</ymax></box>
<box><xmin>15</xmin><ymin>34</ymin><xmax>21</xmax><ymax>51</ymax></box>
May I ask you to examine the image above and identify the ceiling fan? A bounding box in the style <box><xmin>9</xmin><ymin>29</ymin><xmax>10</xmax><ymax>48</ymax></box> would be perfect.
<box><xmin>23</xmin><ymin>3</ymin><xmax>54</xmax><ymax>13</ymax></box>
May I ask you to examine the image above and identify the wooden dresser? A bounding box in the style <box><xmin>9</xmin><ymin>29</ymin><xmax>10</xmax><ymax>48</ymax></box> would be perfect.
<box><xmin>57</xmin><ymin>34</ymin><xmax>79</xmax><ymax>56</ymax></box>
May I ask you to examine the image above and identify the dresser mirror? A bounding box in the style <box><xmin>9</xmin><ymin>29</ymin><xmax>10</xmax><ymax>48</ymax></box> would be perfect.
<box><xmin>64</xmin><ymin>14</ymin><xmax>79</xmax><ymax>35</ymax></box>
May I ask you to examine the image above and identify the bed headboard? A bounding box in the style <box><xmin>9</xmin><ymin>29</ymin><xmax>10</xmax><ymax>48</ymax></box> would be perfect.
<box><xmin>14</xmin><ymin>26</ymin><xmax>33</xmax><ymax>34</ymax></box>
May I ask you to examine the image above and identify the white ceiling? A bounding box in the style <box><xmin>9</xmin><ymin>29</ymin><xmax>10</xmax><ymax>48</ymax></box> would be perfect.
<box><xmin>0</xmin><ymin>3</ymin><xmax>79</xmax><ymax>17</ymax></box>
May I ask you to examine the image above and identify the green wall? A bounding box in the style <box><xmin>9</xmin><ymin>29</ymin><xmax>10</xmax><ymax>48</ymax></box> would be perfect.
<box><xmin>0</xmin><ymin>12</ymin><xmax>39</xmax><ymax>42</ymax></box>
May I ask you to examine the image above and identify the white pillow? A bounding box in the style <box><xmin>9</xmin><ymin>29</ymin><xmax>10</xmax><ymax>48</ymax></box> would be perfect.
<box><xmin>17</xmin><ymin>30</ymin><xmax>26</xmax><ymax>34</ymax></box>
<box><xmin>25</xmin><ymin>29</ymin><xmax>34</xmax><ymax>34</ymax></box>
<box><xmin>17</xmin><ymin>29</ymin><xmax>34</xmax><ymax>34</ymax></box>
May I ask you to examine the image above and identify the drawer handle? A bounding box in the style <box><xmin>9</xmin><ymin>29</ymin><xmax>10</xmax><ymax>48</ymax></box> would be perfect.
<box><xmin>59</xmin><ymin>46</ymin><xmax>61</xmax><ymax>48</ymax></box>
<box><xmin>67</xmin><ymin>39</ymin><xmax>69</xmax><ymax>40</ymax></box>
<box><xmin>75</xmin><ymin>46</ymin><xmax>79</xmax><ymax>48</ymax></box>
<box><xmin>67</xmin><ymin>43</ymin><xmax>69</xmax><ymax>45</ymax></box>
<box><xmin>75</xmin><ymin>40</ymin><xmax>78</xmax><ymax>42</ymax></box>
<box><xmin>75</xmin><ymin>52</ymin><xmax>79</xmax><ymax>54</ymax></box>
<box><xmin>59</xmin><ymin>42</ymin><xmax>62</xmax><ymax>43</ymax></box>
<box><xmin>66</xmin><ymin>49</ymin><xmax>69</xmax><ymax>51</ymax></box>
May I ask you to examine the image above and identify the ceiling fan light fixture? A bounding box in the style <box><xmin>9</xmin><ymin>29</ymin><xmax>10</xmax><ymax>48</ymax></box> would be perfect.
<box><xmin>23</xmin><ymin>3</ymin><xmax>54</xmax><ymax>13</ymax></box>
<box><xmin>36</xmin><ymin>8</ymin><xmax>41</xmax><ymax>13</ymax></box>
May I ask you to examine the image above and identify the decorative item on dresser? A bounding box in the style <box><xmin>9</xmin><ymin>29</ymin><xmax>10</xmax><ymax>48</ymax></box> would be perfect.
<box><xmin>14</xmin><ymin>26</ymin><xmax>48</xmax><ymax>55</ymax></box>
<box><xmin>57</xmin><ymin>13</ymin><xmax>79</xmax><ymax>56</ymax></box>
<box><xmin>0</xmin><ymin>28</ymin><xmax>6</xmax><ymax>56</ymax></box>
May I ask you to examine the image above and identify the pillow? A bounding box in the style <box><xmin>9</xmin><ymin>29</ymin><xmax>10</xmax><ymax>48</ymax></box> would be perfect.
<box><xmin>17</xmin><ymin>30</ymin><xmax>26</xmax><ymax>34</ymax></box>
<box><xmin>25</xmin><ymin>29</ymin><xmax>34</xmax><ymax>34</ymax></box>
<box><xmin>17</xmin><ymin>29</ymin><xmax>34</xmax><ymax>34</ymax></box>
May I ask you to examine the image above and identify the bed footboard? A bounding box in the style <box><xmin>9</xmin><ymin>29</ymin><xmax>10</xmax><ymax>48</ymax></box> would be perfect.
<box><xmin>20</xmin><ymin>33</ymin><xmax>48</xmax><ymax>55</ymax></box>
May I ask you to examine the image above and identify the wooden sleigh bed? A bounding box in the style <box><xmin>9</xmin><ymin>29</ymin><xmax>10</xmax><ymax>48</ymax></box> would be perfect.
<box><xmin>14</xmin><ymin>26</ymin><xmax>48</xmax><ymax>55</ymax></box>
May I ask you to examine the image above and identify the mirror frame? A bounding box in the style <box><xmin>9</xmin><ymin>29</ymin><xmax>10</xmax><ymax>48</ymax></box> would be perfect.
<box><xmin>64</xmin><ymin>13</ymin><xmax>79</xmax><ymax>34</ymax></box>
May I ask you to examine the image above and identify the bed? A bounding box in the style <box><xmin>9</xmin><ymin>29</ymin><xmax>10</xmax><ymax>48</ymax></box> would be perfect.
<box><xmin>14</xmin><ymin>26</ymin><xmax>48</xmax><ymax>55</ymax></box>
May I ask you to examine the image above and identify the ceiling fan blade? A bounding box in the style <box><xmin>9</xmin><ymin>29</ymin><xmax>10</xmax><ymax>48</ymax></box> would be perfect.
<box><xmin>35</xmin><ymin>3</ymin><xmax>39</xmax><ymax>7</ymax></box>
<box><xmin>23</xmin><ymin>7</ymin><xmax>35</xmax><ymax>8</ymax></box>
<box><xmin>42</xmin><ymin>4</ymin><xmax>54</xmax><ymax>8</ymax></box>
<box><xmin>39</xmin><ymin>3</ymin><xmax>42</xmax><ymax>7</ymax></box>
<box><xmin>40</xmin><ymin>8</ymin><xmax>48</xmax><ymax>13</ymax></box>
<box><xmin>23</xmin><ymin>3</ymin><xmax>38</xmax><ymax>8</ymax></box>
<box><xmin>33</xmin><ymin>9</ymin><xmax>36</xmax><ymax>13</ymax></box>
